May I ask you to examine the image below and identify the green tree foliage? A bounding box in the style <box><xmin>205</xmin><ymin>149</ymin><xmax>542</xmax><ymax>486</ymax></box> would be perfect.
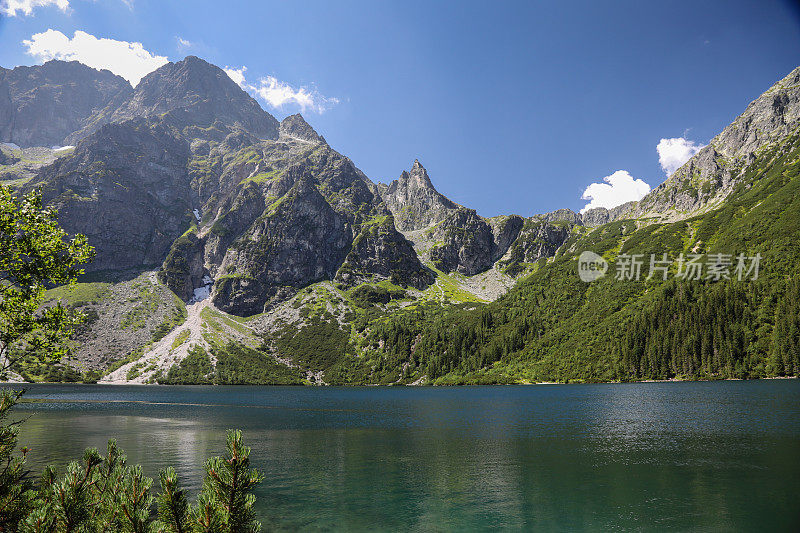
<box><xmin>0</xmin><ymin>185</ymin><xmax>94</xmax><ymax>377</ymax></box>
<box><xmin>0</xmin><ymin>392</ymin><xmax>264</xmax><ymax>531</ymax></box>
<box><xmin>158</xmin><ymin>343</ymin><xmax>303</xmax><ymax>385</ymax></box>
<box><xmin>0</xmin><ymin>390</ymin><xmax>35</xmax><ymax>530</ymax></box>
<box><xmin>274</xmin><ymin>316</ymin><xmax>351</xmax><ymax>371</ymax></box>
<box><xmin>192</xmin><ymin>430</ymin><xmax>264</xmax><ymax>533</ymax></box>
<box><xmin>156</xmin><ymin>467</ymin><xmax>190</xmax><ymax>533</ymax></box>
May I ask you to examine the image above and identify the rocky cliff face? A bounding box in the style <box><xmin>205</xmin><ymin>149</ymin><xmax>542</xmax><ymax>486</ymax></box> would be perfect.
<box><xmin>427</xmin><ymin>208</ymin><xmax>500</xmax><ymax>275</ymax></box>
<box><xmin>497</xmin><ymin>217</ymin><xmax>576</xmax><ymax>276</ymax></box>
<box><xmin>0</xmin><ymin>60</ymin><xmax>131</xmax><ymax>147</ymax></box>
<box><xmin>634</xmin><ymin>66</ymin><xmax>800</xmax><ymax>220</ymax></box>
<box><xmin>0</xmin><ymin>70</ymin><xmax>13</xmax><ymax>143</ymax></box>
<box><xmin>213</xmin><ymin>170</ymin><xmax>352</xmax><ymax>314</ymax></box>
<box><xmin>205</xmin><ymin>141</ymin><xmax>433</xmax><ymax>314</ymax></box>
<box><xmin>335</xmin><ymin>214</ymin><xmax>434</xmax><ymax>289</ymax></box>
<box><xmin>29</xmin><ymin>118</ymin><xmax>192</xmax><ymax>272</ymax></box>
<box><xmin>580</xmin><ymin>202</ymin><xmax>635</xmax><ymax>226</ymax></box>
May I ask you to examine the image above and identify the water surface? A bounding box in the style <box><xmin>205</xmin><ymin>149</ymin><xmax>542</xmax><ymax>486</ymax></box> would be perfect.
<box><xmin>10</xmin><ymin>381</ymin><xmax>800</xmax><ymax>531</ymax></box>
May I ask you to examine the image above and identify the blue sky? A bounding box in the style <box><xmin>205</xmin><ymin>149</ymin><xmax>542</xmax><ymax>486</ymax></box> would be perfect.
<box><xmin>1</xmin><ymin>0</ymin><xmax>799</xmax><ymax>217</ymax></box>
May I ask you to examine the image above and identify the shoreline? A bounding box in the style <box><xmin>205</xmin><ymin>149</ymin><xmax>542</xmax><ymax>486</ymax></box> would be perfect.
<box><xmin>3</xmin><ymin>375</ymin><xmax>797</xmax><ymax>387</ymax></box>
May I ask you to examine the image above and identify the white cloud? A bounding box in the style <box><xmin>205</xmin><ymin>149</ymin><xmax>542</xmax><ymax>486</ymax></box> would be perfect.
<box><xmin>580</xmin><ymin>170</ymin><xmax>651</xmax><ymax>213</ymax></box>
<box><xmin>22</xmin><ymin>30</ymin><xmax>168</xmax><ymax>86</ymax></box>
<box><xmin>656</xmin><ymin>137</ymin><xmax>705</xmax><ymax>176</ymax></box>
<box><xmin>1</xmin><ymin>0</ymin><xmax>68</xmax><ymax>17</ymax></box>
<box><xmin>224</xmin><ymin>66</ymin><xmax>247</xmax><ymax>87</ymax></box>
<box><xmin>224</xmin><ymin>65</ymin><xmax>338</xmax><ymax>114</ymax></box>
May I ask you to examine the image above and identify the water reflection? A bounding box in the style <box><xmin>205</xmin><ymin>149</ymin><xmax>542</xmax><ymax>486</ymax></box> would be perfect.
<box><xmin>10</xmin><ymin>381</ymin><xmax>800</xmax><ymax>531</ymax></box>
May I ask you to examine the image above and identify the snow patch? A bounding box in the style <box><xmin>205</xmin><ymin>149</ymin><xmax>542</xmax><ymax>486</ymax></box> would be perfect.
<box><xmin>193</xmin><ymin>209</ymin><xmax>202</xmax><ymax>222</ymax></box>
<box><xmin>51</xmin><ymin>145</ymin><xmax>75</xmax><ymax>152</ymax></box>
<box><xmin>193</xmin><ymin>285</ymin><xmax>211</xmax><ymax>302</ymax></box>
<box><xmin>2</xmin><ymin>142</ymin><xmax>21</xmax><ymax>151</ymax></box>
<box><xmin>190</xmin><ymin>275</ymin><xmax>214</xmax><ymax>303</ymax></box>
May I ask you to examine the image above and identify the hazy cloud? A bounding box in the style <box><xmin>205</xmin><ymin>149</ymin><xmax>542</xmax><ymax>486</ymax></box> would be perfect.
<box><xmin>176</xmin><ymin>36</ymin><xmax>193</xmax><ymax>51</ymax></box>
<box><xmin>23</xmin><ymin>29</ymin><xmax>168</xmax><ymax>86</ymax></box>
<box><xmin>225</xmin><ymin>65</ymin><xmax>338</xmax><ymax>114</ymax></box>
<box><xmin>580</xmin><ymin>170</ymin><xmax>651</xmax><ymax>213</ymax></box>
<box><xmin>657</xmin><ymin>137</ymin><xmax>705</xmax><ymax>176</ymax></box>
<box><xmin>1</xmin><ymin>0</ymin><xmax>68</xmax><ymax>17</ymax></box>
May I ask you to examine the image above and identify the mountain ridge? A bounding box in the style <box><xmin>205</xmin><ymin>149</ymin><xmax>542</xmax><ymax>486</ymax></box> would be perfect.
<box><xmin>1</xmin><ymin>57</ymin><xmax>798</xmax><ymax>384</ymax></box>
<box><xmin>0</xmin><ymin>60</ymin><xmax>132</xmax><ymax>147</ymax></box>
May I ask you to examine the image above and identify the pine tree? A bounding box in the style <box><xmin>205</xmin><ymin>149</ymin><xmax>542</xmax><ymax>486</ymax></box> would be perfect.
<box><xmin>194</xmin><ymin>430</ymin><xmax>264</xmax><ymax>533</ymax></box>
<box><xmin>0</xmin><ymin>390</ymin><xmax>36</xmax><ymax>530</ymax></box>
<box><xmin>155</xmin><ymin>467</ymin><xmax>190</xmax><ymax>533</ymax></box>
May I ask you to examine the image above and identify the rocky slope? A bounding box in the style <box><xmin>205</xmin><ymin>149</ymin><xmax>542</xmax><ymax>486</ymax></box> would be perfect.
<box><xmin>381</xmin><ymin>160</ymin><xmax>583</xmax><ymax>277</ymax></box>
<box><xmin>0</xmin><ymin>60</ymin><xmax>131</xmax><ymax>147</ymax></box>
<box><xmin>632</xmin><ymin>65</ymin><xmax>800</xmax><ymax>220</ymax></box>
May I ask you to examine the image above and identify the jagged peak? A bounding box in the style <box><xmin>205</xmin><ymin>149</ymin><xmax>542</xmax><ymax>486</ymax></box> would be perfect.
<box><xmin>279</xmin><ymin>113</ymin><xmax>324</xmax><ymax>143</ymax></box>
<box><xmin>381</xmin><ymin>159</ymin><xmax>459</xmax><ymax>232</ymax></box>
<box><xmin>397</xmin><ymin>158</ymin><xmax>436</xmax><ymax>190</ymax></box>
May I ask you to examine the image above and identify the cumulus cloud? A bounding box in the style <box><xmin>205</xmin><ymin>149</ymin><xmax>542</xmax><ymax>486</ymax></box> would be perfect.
<box><xmin>224</xmin><ymin>65</ymin><xmax>338</xmax><ymax>114</ymax></box>
<box><xmin>1</xmin><ymin>0</ymin><xmax>68</xmax><ymax>17</ymax></box>
<box><xmin>23</xmin><ymin>29</ymin><xmax>168</xmax><ymax>86</ymax></box>
<box><xmin>224</xmin><ymin>66</ymin><xmax>247</xmax><ymax>87</ymax></box>
<box><xmin>657</xmin><ymin>137</ymin><xmax>705</xmax><ymax>176</ymax></box>
<box><xmin>580</xmin><ymin>170</ymin><xmax>651</xmax><ymax>213</ymax></box>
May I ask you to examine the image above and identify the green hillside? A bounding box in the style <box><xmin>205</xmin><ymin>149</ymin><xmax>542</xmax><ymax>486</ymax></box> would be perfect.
<box><xmin>345</xmin><ymin>130</ymin><xmax>800</xmax><ymax>384</ymax></box>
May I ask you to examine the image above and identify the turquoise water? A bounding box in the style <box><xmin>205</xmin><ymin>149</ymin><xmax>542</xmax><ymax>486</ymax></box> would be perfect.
<box><xmin>9</xmin><ymin>381</ymin><xmax>800</xmax><ymax>531</ymax></box>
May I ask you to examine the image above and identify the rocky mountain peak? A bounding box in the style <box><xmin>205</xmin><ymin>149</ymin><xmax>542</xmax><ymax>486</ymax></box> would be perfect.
<box><xmin>537</xmin><ymin>208</ymin><xmax>582</xmax><ymax>225</ymax></box>
<box><xmin>404</xmin><ymin>159</ymin><xmax>436</xmax><ymax>189</ymax></box>
<box><xmin>68</xmin><ymin>55</ymin><xmax>280</xmax><ymax>143</ymax></box>
<box><xmin>279</xmin><ymin>113</ymin><xmax>324</xmax><ymax>143</ymax></box>
<box><xmin>382</xmin><ymin>160</ymin><xmax>458</xmax><ymax>232</ymax></box>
